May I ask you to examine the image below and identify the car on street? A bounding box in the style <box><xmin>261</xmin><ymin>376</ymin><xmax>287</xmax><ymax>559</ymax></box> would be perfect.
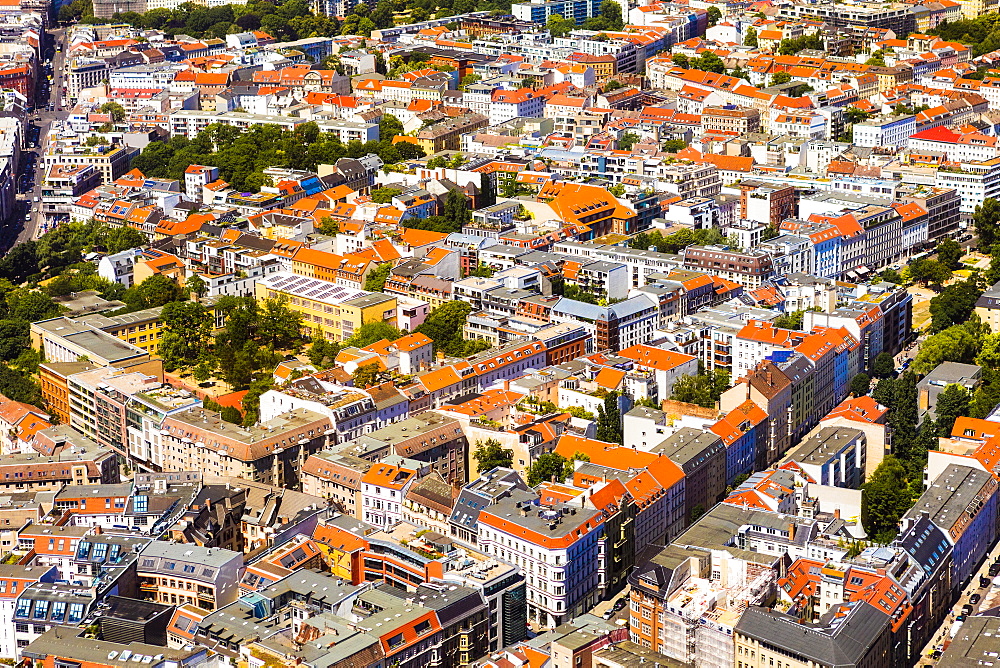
<box><xmin>971</xmin><ymin>593</ymin><xmax>981</xmax><ymax>605</ymax></box>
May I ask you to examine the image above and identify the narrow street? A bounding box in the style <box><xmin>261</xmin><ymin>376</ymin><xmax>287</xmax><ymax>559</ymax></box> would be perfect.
<box><xmin>917</xmin><ymin>544</ymin><xmax>1000</xmax><ymax>666</ymax></box>
<box><xmin>7</xmin><ymin>25</ymin><xmax>69</xmax><ymax>248</ymax></box>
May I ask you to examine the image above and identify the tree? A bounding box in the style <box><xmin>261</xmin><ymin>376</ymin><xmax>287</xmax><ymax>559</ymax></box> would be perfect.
<box><xmin>257</xmin><ymin>296</ymin><xmax>305</xmax><ymax>351</ymax></box>
<box><xmin>778</xmin><ymin>33</ymin><xmax>823</xmax><ymax>55</ymax></box>
<box><xmin>126</xmin><ymin>274</ymin><xmax>184</xmax><ymax>311</ymax></box>
<box><xmin>849</xmin><ymin>373</ymin><xmax>871</xmax><ymax>397</ymax></box>
<box><xmin>929</xmin><ymin>279</ymin><xmax>982</xmax><ymax>332</ymax></box>
<box><xmin>0</xmin><ymin>320</ymin><xmax>29</xmax><ymax>362</ymax></box>
<box><xmin>308</xmin><ymin>336</ymin><xmax>334</xmax><ymax>368</ymax></box>
<box><xmin>936</xmin><ymin>383</ymin><xmax>971</xmax><ymax>436</ymax></box>
<box><xmin>474</xmin><ymin>438</ymin><xmax>514</xmax><ymax>473</ymax></box>
<box><xmin>974</xmin><ymin>197</ymin><xmax>1000</xmax><ymax>250</ymax></box>
<box><xmin>364</xmin><ymin>262</ymin><xmax>392</xmax><ymax>292</ymax></box>
<box><xmin>937</xmin><ymin>237</ymin><xmax>963</xmax><ymax>270</ymax></box>
<box><xmin>773</xmin><ymin>310</ymin><xmax>805</xmax><ymax>330</ymax></box>
<box><xmin>689</xmin><ymin>51</ymin><xmax>725</xmax><ymax>74</ymax></box>
<box><xmin>889</xmin><ymin>371</ymin><xmax>919</xmax><ymax>457</ymax></box>
<box><xmin>596</xmin><ymin>392</ymin><xmax>622</xmax><ymax>444</ymax></box>
<box><xmin>873</xmin><ymin>377</ymin><xmax>895</xmax><ymax>407</ymax></box>
<box><xmin>861</xmin><ymin>456</ymin><xmax>912</xmax><ymax>543</ymax></box>
<box><xmin>908</xmin><ymin>258</ymin><xmax>952</xmax><ymax>288</ymax></box>
<box><xmin>603</xmin><ymin>79</ymin><xmax>622</xmax><ymax>92</ymax></box>
<box><xmin>744</xmin><ymin>26</ymin><xmax>758</xmax><ymax>47</ymax></box>
<box><xmin>343</xmin><ymin>321</ymin><xmax>403</xmax><ymax>348</ymax></box>
<box><xmin>662</xmin><ymin>138</ymin><xmax>686</xmax><ymax>152</ymax></box>
<box><xmin>352</xmin><ymin>362</ymin><xmax>386</xmax><ymax>388</ymax></box>
<box><xmin>872</xmin><ymin>352</ymin><xmax>895</xmax><ymax>378</ymax></box>
<box><xmin>706</xmin><ymin>5</ymin><xmax>721</xmax><ymax>26</ymax></box>
<box><xmin>527</xmin><ymin>453</ymin><xmax>570</xmax><ymax>486</ymax></box>
<box><xmin>371</xmin><ymin>187</ymin><xmax>402</xmax><ymax>204</ymax></box>
<box><xmin>546</xmin><ymin>12</ymin><xmax>575</xmax><ymax>37</ymax></box>
<box><xmin>865</xmin><ymin>50</ymin><xmax>886</xmax><ymax>67</ymax></box>
<box><xmin>99</xmin><ymin>101</ymin><xmax>126</xmax><ymax>123</ymax></box>
<box><xmin>186</xmin><ymin>274</ymin><xmax>208</xmax><ymax>299</ymax></box>
<box><xmin>769</xmin><ymin>71</ymin><xmax>793</xmax><ymax>86</ymax></box>
<box><xmin>96</xmin><ymin>226</ymin><xmax>146</xmax><ymax>254</ymax></box>
<box><xmin>599</xmin><ymin>0</ymin><xmax>623</xmax><ymax>30</ymax></box>
<box><xmin>159</xmin><ymin>301</ymin><xmax>212</xmax><ymax>371</ymax></box>
<box><xmin>618</xmin><ymin>132</ymin><xmax>640</xmax><ymax>150</ymax></box>
<box><xmin>415</xmin><ymin>299</ymin><xmax>474</xmax><ymax>356</ymax></box>
<box><xmin>379</xmin><ymin>113</ymin><xmax>403</xmax><ymax>142</ymax></box>
<box><xmin>670</xmin><ymin>369</ymin><xmax>730</xmax><ymax>408</ymax></box>
<box><xmin>221</xmin><ymin>405</ymin><xmax>243</xmax><ymax>424</ymax></box>
<box><xmin>443</xmin><ymin>189</ymin><xmax>472</xmax><ymax>229</ymax></box>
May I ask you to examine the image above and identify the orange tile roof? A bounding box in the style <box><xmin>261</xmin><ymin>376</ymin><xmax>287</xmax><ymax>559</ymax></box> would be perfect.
<box><xmin>824</xmin><ymin>396</ymin><xmax>888</xmax><ymax>424</ymax></box>
<box><xmin>554</xmin><ymin>434</ymin><xmax>656</xmax><ymax>471</ymax></box>
<box><xmin>419</xmin><ymin>366</ymin><xmax>461</xmax><ymax>393</ymax></box>
<box><xmin>392</xmin><ymin>333</ymin><xmax>433</xmax><ymax>352</ymax></box>
<box><xmin>593</xmin><ymin>367</ymin><xmax>626</xmax><ymax>390</ymax></box>
<box><xmin>617</xmin><ymin>345</ymin><xmax>697</xmax><ymax>371</ymax></box>
<box><xmin>361</xmin><ymin>462</ymin><xmax>416</xmax><ymax>489</ymax></box>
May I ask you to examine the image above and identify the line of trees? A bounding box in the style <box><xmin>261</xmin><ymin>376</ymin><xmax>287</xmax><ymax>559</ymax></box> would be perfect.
<box><xmin>131</xmin><ymin>119</ymin><xmax>424</xmax><ymax>193</ymax></box>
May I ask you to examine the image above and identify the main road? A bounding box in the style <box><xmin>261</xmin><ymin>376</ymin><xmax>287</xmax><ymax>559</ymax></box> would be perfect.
<box><xmin>6</xmin><ymin>25</ymin><xmax>70</xmax><ymax>249</ymax></box>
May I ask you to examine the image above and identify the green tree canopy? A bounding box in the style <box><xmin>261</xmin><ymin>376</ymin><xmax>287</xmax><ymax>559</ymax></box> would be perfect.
<box><xmin>415</xmin><ymin>301</ymin><xmax>485</xmax><ymax>356</ymax></box>
<box><xmin>596</xmin><ymin>392</ymin><xmax>623</xmax><ymax>444</ymax></box>
<box><xmin>862</xmin><ymin>456</ymin><xmax>912</xmax><ymax>542</ymax></box>
<box><xmin>872</xmin><ymin>352</ymin><xmax>895</xmax><ymax>378</ymax></box>
<box><xmin>929</xmin><ymin>279</ymin><xmax>983</xmax><ymax>332</ymax></box>
<box><xmin>546</xmin><ymin>12</ymin><xmax>575</xmax><ymax>37</ymax></box>
<box><xmin>974</xmin><ymin>197</ymin><xmax>1000</xmax><ymax>250</ymax></box>
<box><xmin>527</xmin><ymin>453</ymin><xmax>570</xmax><ymax>486</ymax></box>
<box><xmin>342</xmin><ymin>321</ymin><xmax>403</xmax><ymax>349</ymax></box>
<box><xmin>849</xmin><ymin>373</ymin><xmax>870</xmax><ymax>397</ymax></box>
<box><xmin>474</xmin><ymin>438</ymin><xmax>514</xmax><ymax>473</ymax></box>
<box><xmin>935</xmin><ymin>383</ymin><xmax>971</xmax><ymax>436</ymax></box>
<box><xmin>364</xmin><ymin>262</ymin><xmax>393</xmax><ymax>293</ymax></box>
<box><xmin>669</xmin><ymin>368</ymin><xmax>730</xmax><ymax>408</ymax></box>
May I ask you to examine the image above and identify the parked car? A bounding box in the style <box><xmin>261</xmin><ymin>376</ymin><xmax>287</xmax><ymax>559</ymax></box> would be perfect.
<box><xmin>971</xmin><ymin>593</ymin><xmax>981</xmax><ymax>605</ymax></box>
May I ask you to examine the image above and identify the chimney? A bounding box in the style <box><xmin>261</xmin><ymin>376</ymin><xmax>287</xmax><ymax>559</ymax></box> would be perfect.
<box><xmin>834</xmin><ymin>508</ymin><xmax>841</xmax><ymax>520</ymax></box>
<box><xmin>788</xmin><ymin>522</ymin><xmax>796</xmax><ymax>541</ymax></box>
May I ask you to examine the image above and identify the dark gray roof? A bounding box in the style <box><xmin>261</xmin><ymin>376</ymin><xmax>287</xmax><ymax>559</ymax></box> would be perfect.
<box><xmin>735</xmin><ymin>602</ymin><xmax>891</xmax><ymax>668</ymax></box>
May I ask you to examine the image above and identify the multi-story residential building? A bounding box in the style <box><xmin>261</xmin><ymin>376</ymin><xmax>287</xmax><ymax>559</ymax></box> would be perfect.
<box><xmin>360</xmin><ymin>463</ymin><xmax>417</xmax><ymax>528</ymax></box>
<box><xmin>897</xmin><ymin>183</ymin><xmax>961</xmax><ymax>241</ymax></box>
<box><xmin>0</xmin><ymin>565</ymin><xmax>58</xmax><ymax>659</ymax></box>
<box><xmin>136</xmin><ymin>542</ymin><xmax>243</xmax><ymax>611</ymax></box>
<box><xmin>12</xmin><ymin>583</ymin><xmax>99</xmax><ymax>652</ymax></box>
<box><xmin>682</xmin><ymin>246</ymin><xmax>775</xmax><ymax>289</ymax></box>
<box><xmin>256</xmin><ymin>273</ymin><xmax>397</xmax><ymax>343</ymax></box>
<box><xmin>42</xmin><ymin>142</ymin><xmax>138</xmax><ymax>183</ymax></box>
<box><xmin>853</xmin><ymin>114</ymin><xmax>916</xmax><ymax>148</ymax></box>
<box><xmin>159</xmin><ymin>407</ymin><xmax>332</xmax><ymax>488</ymax></box>
<box><xmin>649</xmin><ymin>427</ymin><xmax>725</xmax><ymax>525</ymax></box>
<box><xmin>512</xmin><ymin>0</ymin><xmax>604</xmax><ymax>24</ymax></box>
<box><xmin>904</xmin><ymin>464</ymin><xmax>998</xmax><ymax>594</ymax></box>
<box><xmin>781</xmin><ymin>426</ymin><xmax>866</xmax><ymax>489</ymax></box>
<box><xmin>65</xmin><ymin>58</ymin><xmax>110</xmax><ymax>99</ymax></box>
<box><xmin>702</xmin><ymin>105</ymin><xmax>761</xmax><ymax>135</ymax></box>
<box><xmin>934</xmin><ymin>157</ymin><xmax>1000</xmax><ymax>215</ymax></box>
<box><xmin>0</xmin><ymin>429</ymin><xmax>118</xmax><ymax>491</ymax></box>
<box><xmin>339</xmin><ymin>412</ymin><xmax>469</xmax><ymax>485</ymax></box>
<box><xmin>734</xmin><ymin>601</ymin><xmax>894</xmax><ymax>668</ymax></box>
<box><xmin>478</xmin><ymin>492</ymin><xmax>604</xmax><ymax>628</ymax></box>
<box><xmin>259</xmin><ymin>381</ymin><xmax>377</xmax><ymax>445</ymax></box>
<box><xmin>777</xmin><ymin>0</ymin><xmax>916</xmax><ymax>34</ymax></box>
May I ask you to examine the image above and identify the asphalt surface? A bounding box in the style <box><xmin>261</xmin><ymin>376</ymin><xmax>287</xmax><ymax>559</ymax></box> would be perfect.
<box><xmin>7</xmin><ymin>26</ymin><xmax>69</xmax><ymax>248</ymax></box>
<box><xmin>917</xmin><ymin>544</ymin><xmax>1000</xmax><ymax>666</ymax></box>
